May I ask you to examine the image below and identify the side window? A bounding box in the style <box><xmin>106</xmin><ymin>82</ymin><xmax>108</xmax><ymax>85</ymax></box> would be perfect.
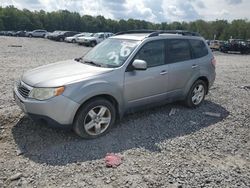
<box><xmin>134</xmin><ymin>40</ymin><xmax>165</xmax><ymax>68</ymax></box>
<box><xmin>190</xmin><ymin>39</ymin><xmax>208</xmax><ymax>58</ymax></box>
<box><xmin>167</xmin><ymin>39</ymin><xmax>191</xmax><ymax>63</ymax></box>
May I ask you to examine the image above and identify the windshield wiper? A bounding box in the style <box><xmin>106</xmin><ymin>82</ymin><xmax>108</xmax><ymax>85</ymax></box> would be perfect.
<box><xmin>74</xmin><ymin>58</ymin><xmax>101</xmax><ymax>67</ymax></box>
<box><xmin>74</xmin><ymin>57</ymin><xmax>82</xmax><ymax>62</ymax></box>
<box><xmin>83</xmin><ymin>60</ymin><xmax>101</xmax><ymax>67</ymax></box>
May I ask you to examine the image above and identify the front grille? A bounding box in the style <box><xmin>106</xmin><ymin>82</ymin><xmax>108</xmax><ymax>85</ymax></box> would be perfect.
<box><xmin>17</xmin><ymin>83</ymin><xmax>30</xmax><ymax>98</ymax></box>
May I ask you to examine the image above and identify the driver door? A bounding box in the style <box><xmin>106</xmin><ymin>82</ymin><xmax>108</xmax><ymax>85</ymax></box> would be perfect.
<box><xmin>124</xmin><ymin>40</ymin><xmax>169</xmax><ymax>108</ymax></box>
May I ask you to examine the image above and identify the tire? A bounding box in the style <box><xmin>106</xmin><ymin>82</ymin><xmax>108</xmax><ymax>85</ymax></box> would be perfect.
<box><xmin>73</xmin><ymin>98</ymin><xmax>116</xmax><ymax>139</ymax></box>
<box><xmin>185</xmin><ymin>80</ymin><xmax>207</xmax><ymax>108</ymax></box>
<box><xmin>29</xmin><ymin>34</ymin><xmax>32</xmax><ymax>38</ymax></box>
<box><xmin>59</xmin><ymin>37</ymin><xmax>64</xmax><ymax>42</ymax></box>
<box><xmin>72</xmin><ymin>39</ymin><xmax>76</xmax><ymax>43</ymax></box>
<box><xmin>90</xmin><ymin>41</ymin><xmax>96</xmax><ymax>47</ymax></box>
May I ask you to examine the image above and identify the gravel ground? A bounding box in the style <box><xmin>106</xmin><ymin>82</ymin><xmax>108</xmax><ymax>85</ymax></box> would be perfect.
<box><xmin>0</xmin><ymin>36</ymin><xmax>249</xmax><ymax>188</ymax></box>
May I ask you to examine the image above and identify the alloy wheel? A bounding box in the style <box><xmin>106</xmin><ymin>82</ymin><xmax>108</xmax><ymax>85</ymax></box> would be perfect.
<box><xmin>191</xmin><ymin>84</ymin><xmax>205</xmax><ymax>105</ymax></box>
<box><xmin>83</xmin><ymin>105</ymin><xmax>111</xmax><ymax>136</ymax></box>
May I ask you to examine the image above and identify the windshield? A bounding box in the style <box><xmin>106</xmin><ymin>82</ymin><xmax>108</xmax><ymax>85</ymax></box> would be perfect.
<box><xmin>82</xmin><ymin>38</ymin><xmax>139</xmax><ymax>68</ymax></box>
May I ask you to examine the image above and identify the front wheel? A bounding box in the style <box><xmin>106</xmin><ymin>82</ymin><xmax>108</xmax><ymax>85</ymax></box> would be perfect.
<box><xmin>185</xmin><ymin>80</ymin><xmax>207</xmax><ymax>108</ymax></box>
<box><xmin>73</xmin><ymin>98</ymin><xmax>116</xmax><ymax>139</ymax></box>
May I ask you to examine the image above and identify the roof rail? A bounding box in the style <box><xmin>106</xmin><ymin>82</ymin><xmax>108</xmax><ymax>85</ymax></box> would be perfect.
<box><xmin>115</xmin><ymin>30</ymin><xmax>201</xmax><ymax>37</ymax></box>
<box><xmin>115</xmin><ymin>30</ymin><xmax>157</xmax><ymax>36</ymax></box>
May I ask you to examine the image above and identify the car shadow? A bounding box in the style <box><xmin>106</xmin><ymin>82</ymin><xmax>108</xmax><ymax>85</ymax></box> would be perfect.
<box><xmin>12</xmin><ymin>100</ymin><xmax>229</xmax><ymax>166</ymax></box>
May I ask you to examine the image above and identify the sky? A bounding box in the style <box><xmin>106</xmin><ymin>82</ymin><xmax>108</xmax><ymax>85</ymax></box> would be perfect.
<box><xmin>1</xmin><ymin>0</ymin><xmax>250</xmax><ymax>23</ymax></box>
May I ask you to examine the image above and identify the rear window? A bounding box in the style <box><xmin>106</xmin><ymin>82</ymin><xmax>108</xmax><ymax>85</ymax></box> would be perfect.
<box><xmin>189</xmin><ymin>39</ymin><xmax>208</xmax><ymax>58</ymax></box>
<box><xmin>167</xmin><ymin>39</ymin><xmax>192</xmax><ymax>63</ymax></box>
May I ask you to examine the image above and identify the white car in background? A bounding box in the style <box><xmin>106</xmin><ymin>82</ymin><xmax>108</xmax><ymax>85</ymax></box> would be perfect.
<box><xmin>76</xmin><ymin>33</ymin><xmax>94</xmax><ymax>45</ymax></box>
<box><xmin>77</xmin><ymin>32</ymin><xmax>113</xmax><ymax>47</ymax></box>
<box><xmin>65</xmin><ymin>33</ymin><xmax>92</xmax><ymax>43</ymax></box>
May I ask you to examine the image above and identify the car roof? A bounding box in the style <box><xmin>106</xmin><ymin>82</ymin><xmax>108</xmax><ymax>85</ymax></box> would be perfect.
<box><xmin>111</xmin><ymin>33</ymin><xmax>203</xmax><ymax>41</ymax></box>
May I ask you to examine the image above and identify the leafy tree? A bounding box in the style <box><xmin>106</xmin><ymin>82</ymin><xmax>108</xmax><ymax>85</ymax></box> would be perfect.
<box><xmin>0</xmin><ymin>6</ymin><xmax>249</xmax><ymax>40</ymax></box>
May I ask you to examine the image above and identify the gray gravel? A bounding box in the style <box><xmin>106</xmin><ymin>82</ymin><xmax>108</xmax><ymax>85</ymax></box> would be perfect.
<box><xmin>0</xmin><ymin>36</ymin><xmax>249</xmax><ymax>188</ymax></box>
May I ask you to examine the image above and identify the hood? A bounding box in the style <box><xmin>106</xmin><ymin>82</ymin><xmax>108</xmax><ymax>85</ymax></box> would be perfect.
<box><xmin>22</xmin><ymin>60</ymin><xmax>113</xmax><ymax>87</ymax></box>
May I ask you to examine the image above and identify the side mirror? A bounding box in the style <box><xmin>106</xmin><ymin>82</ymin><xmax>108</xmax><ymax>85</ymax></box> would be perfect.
<box><xmin>132</xmin><ymin>59</ymin><xmax>147</xmax><ymax>71</ymax></box>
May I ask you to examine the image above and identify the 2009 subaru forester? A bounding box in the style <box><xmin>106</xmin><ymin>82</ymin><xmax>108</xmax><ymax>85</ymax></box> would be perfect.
<box><xmin>14</xmin><ymin>30</ymin><xmax>216</xmax><ymax>139</ymax></box>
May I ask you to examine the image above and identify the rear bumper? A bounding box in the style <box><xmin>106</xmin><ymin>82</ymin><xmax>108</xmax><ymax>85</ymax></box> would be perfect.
<box><xmin>13</xmin><ymin>84</ymin><xmax>80</xmax><ymax>127</ymax></box>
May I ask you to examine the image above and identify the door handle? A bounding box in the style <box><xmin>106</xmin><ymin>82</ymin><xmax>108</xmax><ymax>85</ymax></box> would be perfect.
<box><xmin>160</xmin><ymin>70</ymin><xmax>168</xmax><ymax>75</ymax></box>
<box><xmin>192</xmin><ymin>64</ymin><xmax>199</xmax><ymax>69</ymax></box>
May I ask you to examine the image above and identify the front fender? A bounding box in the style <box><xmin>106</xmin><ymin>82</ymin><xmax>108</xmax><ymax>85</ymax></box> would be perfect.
<box><xmin>63</xmin><ymin>80</ymin><xmax>124</xmax><ymax>115</ymax></box>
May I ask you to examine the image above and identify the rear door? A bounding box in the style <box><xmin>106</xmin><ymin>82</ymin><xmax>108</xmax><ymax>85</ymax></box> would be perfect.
<box><xmin>124</xmin><ymin>40</ymin><xmax>169</xmax><ymax>108</ymax></box>
<box><xmin>166</xmin><ymin>39</ymin><xmax>197</xmax><ymax>94</ymax></box>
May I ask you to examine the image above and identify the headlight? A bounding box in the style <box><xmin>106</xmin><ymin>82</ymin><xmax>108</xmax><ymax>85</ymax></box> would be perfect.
<box><xmin>29</xmin><ymin>86</ymin><xmax>65</xmax><ymax>100</ymax></box>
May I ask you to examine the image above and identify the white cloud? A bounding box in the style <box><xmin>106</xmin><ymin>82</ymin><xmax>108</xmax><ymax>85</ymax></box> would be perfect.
<box><xmin>0</xmin><ymin>0</ymin><xmax>249</xmax><ymax>22</ymax></box>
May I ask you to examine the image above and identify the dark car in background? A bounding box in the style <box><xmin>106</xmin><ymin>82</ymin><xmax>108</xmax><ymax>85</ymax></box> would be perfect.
<box><xmin>0</xmin><ymin>31</ymin><xmax>7</xmax><ymax>36</ymax></box>
<box><xmin>6</xmin><ymin>31</ymin><xmax>16</xmax><ymax>36</ymax></box>
<box><xmin>220</xmin><ymin>39</ymin><xmax>250</xmax><ymax>54</ymax></box>
<box><xmin>49</xmin><ymin>31</ymin><xmax>80</xmax><ymax>42</ymax></box>
<box><xmin>14</xmin><ymin>31</ymin><xmax>27</xmax><ymax>37</ymax></box>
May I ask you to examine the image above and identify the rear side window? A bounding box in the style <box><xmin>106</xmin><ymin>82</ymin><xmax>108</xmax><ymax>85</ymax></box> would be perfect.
<box><xmin>167</xmin><ymin>39</ymin><xmax>191</xmax><ymax>63</ymax></box>
<box><xmin>189</xmin><ymin>39</ymin><xmax>208</xmax><ymax>58</ymax></box>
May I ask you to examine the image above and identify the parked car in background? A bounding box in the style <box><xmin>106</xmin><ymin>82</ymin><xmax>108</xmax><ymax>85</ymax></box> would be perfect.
<box><xmin>220</xmin><ymin>39</ymin><xmax>250</xmax><ymax>54</ymax></box>
<box><xmin>13</xmin><ymin>30</ymin><xmax>215</xmax><ymax>139</ymax></box>
<box><xmin>46</xmin><ymin>31</ymin><xmax>61</xmax><ymax>39</ymax></box>
<box><xmin>209</xmin><ymin>40</ymin><xmax>222</xmax><ymax>50</ymax></box>
<box><xmin>65</xmin><ymin>33</ymin><xmax>92</xmax><ymax>43</ymax></box>
<box><xmin>0</xmin><ymin>31</ymin><xmax>6</xmax><ymax>36</ymax></box>
<box><xmin>6</xmin><ymin>31</ymin><xmax>16</xmax><ymax>36</ymax></box>
<box><xmin>76</xmin><ymin>33</ymin><xmax>94</xmax><ymax>45</ymax></box>
<box><xmin>49</xmin><ymin>31</ymin><xmax>80</xmax><ymax>42</ymax></box>
<box><xmin>14</xmin><ymin>31</ymin><xmax>27</xmax><ymax>37</ymax></box>
<box><xmin>78</xmin><ymin>32</ymin><xmax>113</xmax><ymax>47</ymax></box>
<box><xmin>26</xmin><ymin>30</ymin><xmax>47</xmax><ymax>38</ymax></box>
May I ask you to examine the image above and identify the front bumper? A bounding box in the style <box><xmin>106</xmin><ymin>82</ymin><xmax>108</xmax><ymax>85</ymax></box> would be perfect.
<box><xmin>14</xmin><ymin>83</ymin><xmax>80</xmax><ymax>127</ymax></box>
<box><xmin>77</xmin><ymin>40</ymin><xmax>91</xmax><ymax>45</ymax></box>
<box><xmin>65</xmin><ymin>38</ymin><xmax>72</xmax><ymax>42</ymax></box>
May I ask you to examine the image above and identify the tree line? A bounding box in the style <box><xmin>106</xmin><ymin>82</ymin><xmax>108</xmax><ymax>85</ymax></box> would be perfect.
<box><xmin>1</xmin><ymin>5</ymin><xmax>250</xmax><ymax>40</ymax></box>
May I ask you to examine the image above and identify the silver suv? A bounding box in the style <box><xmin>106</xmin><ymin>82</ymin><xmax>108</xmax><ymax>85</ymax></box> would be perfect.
<box><xmin>26</xmin><ymin>30</ymin><xmax>47</xmax><ymax>38</ymax></box>
<box><xmin>14</xmin><ymin>30</ymin><xmax>216</xmax><ymax>139</ymax></box>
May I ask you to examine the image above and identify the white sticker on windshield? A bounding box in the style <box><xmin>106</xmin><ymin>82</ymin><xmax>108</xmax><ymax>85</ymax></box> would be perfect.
<box><xmin>120</xmin><ymin>45</ymin><xmax>131</xmax><ymax>57</ymax></box>
<box><xmin>107</xmin><ymin>51</ymin><xmax>119</xmax><ymax>65</ymax></box>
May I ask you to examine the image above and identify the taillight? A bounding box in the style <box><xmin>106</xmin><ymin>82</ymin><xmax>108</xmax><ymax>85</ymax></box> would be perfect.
<box><xmin>211</xmin><ymin>57</ymin><xmax>216</xmax><ymax>67</ymax></box>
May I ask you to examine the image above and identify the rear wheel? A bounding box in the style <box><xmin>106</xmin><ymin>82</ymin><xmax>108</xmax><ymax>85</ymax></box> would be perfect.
<box><xmin>72</xmin><ymin>39</ymin><xmax>76</xmax><ymax>43</ymax></box>
<box><xmin>59</xmin><ymin>37</ymin><xmax>64</xmax><ymax>42</ymax></box>
<box><xmin>73</xmin><ymin>98</ymin><xmax>116</xmax><ymax>139</ymax></box>
<box><xmin>29</xmin><ymin>34</ymin><xmax>32</xmax><ymax>38</ymax></box>
<box><xmin>185</xmin><ymin>80</ymin><xmax>207</xmax><ymax>108</ymax></box>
